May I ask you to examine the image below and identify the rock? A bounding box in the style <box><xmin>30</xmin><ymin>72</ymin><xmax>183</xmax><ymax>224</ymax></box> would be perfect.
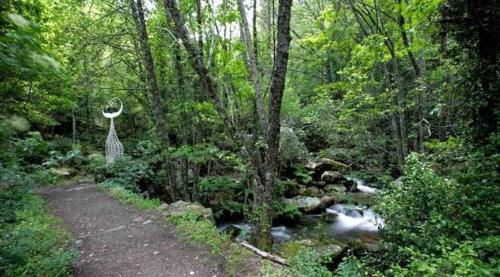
<box><xmin>303</xmin><ymin>186</ymin><xmax>321</xmax><ymax>197</ymax></box>
<box><xmin>276</xmin><ymin>239</ymin><xmax>345</xmax><ymax>261</ymax></box>
<box><xmin>49</xmin><ymin>167</ymin><xmax>77</xmax><ymax>177</ymax></box>
<box><xmin>219</xmin><ymin>224</ymin><xmax>245</xmax><ymax>239</ymax></box>
<box><xmin>343</xmin><ymin>179</ymin><xmax>358</xmax><ymax>192</ymax></box>
<box><xmin>162</xmin><ymin>201</ymin><xmax>214</xmax><ymax>222</ymax></box>
<box><xmin>157</xmin><ymin>203</ymin><xmax>169</xmax><ymax>211</ymax></box>
<box><xmin>284</xmin><ymin>196</ymin><xmax>320</xmax><ymax>213</ymax></box>
<box><xmin>304</xmin><ymin>161</ymin><xmax>318</xmax><ymax>171</ymax></box>
<box><xmin>283</xmin><ymin>180</ymin><xmax>304</xmax><ymax>197</ymax></box>
<box><xmin>284</xmin><ymin>195</ymin><xmax>336</xmax><ymax>214</ymax></box>
<box><xmin>314</xmin><ymin>243</ymin><xmax>344</xmax><ymax>260</ymax></box>
<box><xmin>312</xmin><ymin>181</ymin><xmax>326</xmax><ymax>188</ymax></box>
<box><xmin>321</xmin><ymin>171</ymin><xmax>344</xmax><ymax>183</ymax></box>
<box><xmin>394</xmin><ymin>176</ymin><xmax>403</xmax><ymax>186</ymax></box>
<box><xmin>324</xmin><ymin>184</ymin><xmax>347</xmax><ymax>193</ymax></box>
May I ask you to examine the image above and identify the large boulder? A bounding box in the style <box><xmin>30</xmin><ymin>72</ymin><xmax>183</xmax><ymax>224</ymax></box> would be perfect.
<box><xmin>160</xmin><ymin>201</ymin><xmax>214</xmax><ymax>222</ymax></box>
<box><xmin>321</xmin><ymin>171</ymin><xmax>357</xmax><ymax>191</ymax></box>
<box><xmin>321</xmin><ymin>171</ymin><xmax>344</xmax><ymax>183</ymax></box>
<box><xmin>284</xmin><ymin>195</ymin><xmax>336</xmax><ymax>213</ymax></box>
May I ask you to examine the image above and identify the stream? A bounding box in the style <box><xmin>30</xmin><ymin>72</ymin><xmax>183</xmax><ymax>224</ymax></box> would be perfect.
<box><xmin>218</xmin><ymin>177</ymin><xmax>384</xmax><ymax>254</ymax></box>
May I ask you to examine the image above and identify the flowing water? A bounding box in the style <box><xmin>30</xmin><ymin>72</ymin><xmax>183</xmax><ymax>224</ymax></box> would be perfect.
<box><xmin>218</xmin><ymin>178</ymin><xmax>383</xmax><ymax>245</ymax></box>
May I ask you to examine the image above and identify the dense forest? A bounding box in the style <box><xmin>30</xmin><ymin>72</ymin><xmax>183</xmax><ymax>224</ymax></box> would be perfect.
<box><xmin>1</xmin><ymin>0</ymin><xmax>498</xmax><ymax>276</ymax></box>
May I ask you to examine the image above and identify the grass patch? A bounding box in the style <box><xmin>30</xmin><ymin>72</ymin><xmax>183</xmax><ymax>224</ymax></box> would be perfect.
<box><xmin>97</xmin><ymin>180</ymin><xmax>161</xmax><ymax>210</ymax></box>
<box><xmin>0</xmin><ymin>189</ymin><xmax>77</xmax><ymax>276</ymax></box>
<box><xmin>166</xmin><ymin>211</ymin><xmax>230</xmax><ymax>254</ymax></box>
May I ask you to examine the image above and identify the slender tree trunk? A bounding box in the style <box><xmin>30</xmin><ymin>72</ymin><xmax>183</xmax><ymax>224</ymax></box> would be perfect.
<box><xmin>254</xmin><ymin>0</ymin><xmax>293</xmax><ymax>251</ymax></box>
<box><xmin>163</xmin><ymin>0</ymin><xmax>233</xmax><ymax>133</ymax></box>
<box><xmin>130</xmin><ymin>0</ymin><xmax>177</xmax><ymax>201</ymax></box>
<box><xmin>237</xmin><ymin>0</ymin><xmax>267</xmax><ymax>132</ymax></box>
<box><xmin>72</xmin><ymin>110</ymin><xmax>76</xmax><ymax>145</ymax></box>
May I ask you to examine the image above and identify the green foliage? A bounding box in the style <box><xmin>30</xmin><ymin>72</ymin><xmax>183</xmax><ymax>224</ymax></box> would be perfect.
<box><xmin>95</xmin><ymin>156</ymin><xmax>154</xmax><ymax>193</ymax></box>
<box><xmin>293</xmin><ymin>165</ymin><xmax>313</xmax><ymax>184</ymax></box>
<box><xmin>272</xmin><ymin>201</ymin><xmax>302</xmax><ymax>222</ymax></box>
<box><xmin>171</xmin><ymin>143</ymin><xmax>247</xmax><ymax>173</ymax></box>
<box><xmin>0</xmin><ymin>167</ymin><xmax>77</xmax><ymax>277</ymax></box>
<box><xmin>336</xmin><ymin>256</ymin><xmax>368</xmax><ymax>277</ymax></box>
<box><xmin>387</xmin><ymin>237</ymin><xmax>500</xmax><ymax>276</ymax></box>
<box><xmin>198</xmin><ymin>176</ymin><xmax>248</xmax><ymax>217</ymax></box>
<box><xmin>13</xmin><ymin>132</ymin><xmax>51</xmax><ymax>165</ymax></box>
<box><xmin>285</xmin><ymin>249</ymin><xmax>332</xmax><ymax>277</ymax></box>
<box><xmin>279</xmin><ymin>126</ymin><xmax>309</xmax><ymax>167</ymax></box>
<box><xmin>377</xmin><ymin>153</ymin><xmax>465</xmax><ymax>256</ymax></box>
<box><xmin>43</xmin><ymin>148</ymin><xmax>88</xmax><ymax>169</ymax></box>
<box><xmin>364</xmin><ymin>151</ymin><xmax>500</xmax><ymax>274</ymax></box>
<box><xmin>166</xmin><ymin>211</ymin><xmax>230</xmax><ymax>254</ymax></box>
<box><xmin>98</xmin><ymin>180</ymin><xmax>161</xmax><ymax>210</ymax></box>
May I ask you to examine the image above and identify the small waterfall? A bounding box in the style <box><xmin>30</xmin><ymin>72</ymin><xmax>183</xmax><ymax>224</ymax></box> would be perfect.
<box><xmin>346</xmin><ymin>176</ymin><xmax>380</xmax><ymax>194</ymax></box>
<box><xmin>326</xmin><ymin>204</ymin><xmax>383</xmax><ymax>233</ymax></box>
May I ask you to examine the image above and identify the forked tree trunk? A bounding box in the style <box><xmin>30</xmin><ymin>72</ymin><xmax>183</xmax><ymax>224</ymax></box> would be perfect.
<box><xmin>163</xmin><ymin>0</ymin><xmax>293</xmax><ymax>252</ymax></box>
<box><xmin>255</xmin><ymin>0</ymin><xmax>293</xmax><ymax>251</ymax></box>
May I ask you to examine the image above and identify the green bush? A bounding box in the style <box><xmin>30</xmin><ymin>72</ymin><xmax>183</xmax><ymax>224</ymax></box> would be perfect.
<box><xmin>0</xmin><ymin>167</ymin><xmax>77</xmax><ymax>276</ymax></box>
<box><xmin>285</xmin><ymin>249</ymin><xmax>332</xmax><ymax>277</ymax></box>
<box><xmin>166</xmin><ymin>211</ymin><xmax>230</xmax><ymax>254</ymax></box>
<box><xmin>198</xmin><ymin>176</ymin><xmax>248</xmax><ymax>218</ymax></box>
<box><xmin>361</xmin><ymin>152</ymin><xmax>500</xmax><ymax>275</ymax></box>
<box><xmin>377</xmin><ymin>153</ymin><xmax>465</xmax><ymax>259</ymax></box>
<box><xmin>387</xmin><ymin>237</ymin><xmax>500</xmax><ymax>276</ymax></box>
<box><xmin>272</xmin><ymin>200</ymin><xmax>302</xmax><ymax>222</ymax></box>
<box><xmin>13</xmin><ymin>132</ymin><xmax>51</xmax><ymax>165</ymax></box>
<box><xmin>95</xmin><ymin>156</ymin><xmax>154</xmax><ymax>193</ymax></box>
<box><xmin>43</xmin><ymin>148</ymin><xmax>88</xmax><ymax>169</ymax></box>
<box><xmin>279</xmin><ymin>126</ymin><xmax>309</xmax><ymax>167</ymax></box>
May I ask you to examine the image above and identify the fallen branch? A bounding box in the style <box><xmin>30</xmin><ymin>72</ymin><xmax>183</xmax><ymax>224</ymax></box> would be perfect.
<box><xmin>239</xmin><ymin>240</ymin><xmax>289</xmax><ymax>266</ymax></box>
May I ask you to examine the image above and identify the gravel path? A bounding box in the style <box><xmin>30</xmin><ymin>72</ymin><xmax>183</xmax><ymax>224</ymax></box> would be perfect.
<box><xmin>38</xmin><ymin>181</ymin><xmax>223</xmax><ymax>277</ymax></box>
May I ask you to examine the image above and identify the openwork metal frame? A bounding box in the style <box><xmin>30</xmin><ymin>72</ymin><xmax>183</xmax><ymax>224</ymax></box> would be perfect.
<box><xmin>102</xmin><ymin>98</ymin><xmax>124</xmax><ymax>163</ymax></box>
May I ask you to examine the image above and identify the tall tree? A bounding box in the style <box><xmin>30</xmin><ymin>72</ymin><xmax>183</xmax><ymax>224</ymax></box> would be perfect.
<box><xmin>130</xmin><ymin>0</ymin><xmax>177</xmax><ymax>200</ymax></box>
<box><xmin>162</xmin><ymin>0</ymin><xmax>293</xmax><ymax>250</ymax></box>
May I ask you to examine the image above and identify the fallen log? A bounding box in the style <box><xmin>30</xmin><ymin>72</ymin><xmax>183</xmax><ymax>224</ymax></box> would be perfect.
<box><xmin>239</xmin><ymin>240</ymin><xmax>289</xmax><ymax>266</ymax></box>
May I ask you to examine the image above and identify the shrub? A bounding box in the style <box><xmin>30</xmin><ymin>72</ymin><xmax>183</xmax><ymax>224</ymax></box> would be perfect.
<box><xmin>0</xmin><ymin>167</ymin><xmax>77</xmax><ymax>276</ymax></box>
<box><xmin>279</xmin><ymin>126</ymin><xmax>309</xmax><ymax>167</ymax></box>
<box><xmin>387</xmin><ymin>237</ymin><xmax>500</xmax><ymax>276</ymax></box>
<box><xmin>13</xmin><ymin>131</ymin><xmax>50</xmax><ymax>165</ymax></box>
<box><xmin>285</xmin><ymin>249</ymin><xmax>332</xmax><ymax>277</ymax></box>
<box><xmin>198</xmin><ymin>176</ymin><xmax>248</xmax><ymax>218</ymax></box>
<box><xmin>272</xmin><ymin>201</ymin><xmax>302</xmax><ymax>222</ymax></box>
<box><xmin>95</xmin><ymin>156</ymin><xmax>154</xmax><ymax>193</ymax></box>
<box><xmin>376</xmin><ymin>153</ymin><xmax>465</xmax><ymax>258</ymax></box>
<box><xmin>43</xmin><ymin>148</ymin><xmax>88</xmax><ymax>169</ymax></box>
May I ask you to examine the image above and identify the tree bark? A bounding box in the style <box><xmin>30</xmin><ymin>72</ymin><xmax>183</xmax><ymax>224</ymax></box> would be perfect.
<box><xmin>162</xmin><ymin>0</ymin><xmax>233</xmax><ymax>133</ymax></box>
<box><xmin>237</xmin><ymin>0</ymin><xmax>267</xmax><ymax>133</ymax></box>
<box><xmin>130</xmin><ymin>0</ymin><xmax>177</xmax><ymax>201</ymax></box>
<box><xmin>254</xmin><ymin>0</ymin><xmax>293</xmax><ymax>251</ymax></box>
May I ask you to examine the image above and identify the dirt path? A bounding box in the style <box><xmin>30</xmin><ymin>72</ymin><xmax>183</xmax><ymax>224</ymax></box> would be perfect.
<box><xmin>38</xmin><ymin>181</ymin><xmax>223</xmax><ymax>277</ymax></box>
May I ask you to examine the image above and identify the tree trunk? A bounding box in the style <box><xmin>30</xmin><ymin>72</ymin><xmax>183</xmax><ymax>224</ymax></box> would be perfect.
<box><xmin>237</xmin><ymin>0</ymin><xmax>267</xmax><ymax>133</ymax></box>
<box><xmin>72</xmin><ymin>110</ymin><xmax>76</xmax><ymax>145</ymax></box>
<box><xmin>130</xmin><ymin>0</ymin><xmax>177</xmax><ymax>201</ymax></box>
<box><xmin>163</xmin><ymin>0</ymin><xmax>233</xmax><ymax>133</ymax></box>
<box><xmin>254</xmin><ymin>0</ymin><xmax>293</xmax><ymax>251</ymax></box>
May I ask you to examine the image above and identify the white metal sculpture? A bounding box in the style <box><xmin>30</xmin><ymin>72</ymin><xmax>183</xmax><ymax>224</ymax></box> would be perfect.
<box><xmin>102</xmin><ymin>98</ymin><xmax>124</xmax><ymax>163</ymax></box>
